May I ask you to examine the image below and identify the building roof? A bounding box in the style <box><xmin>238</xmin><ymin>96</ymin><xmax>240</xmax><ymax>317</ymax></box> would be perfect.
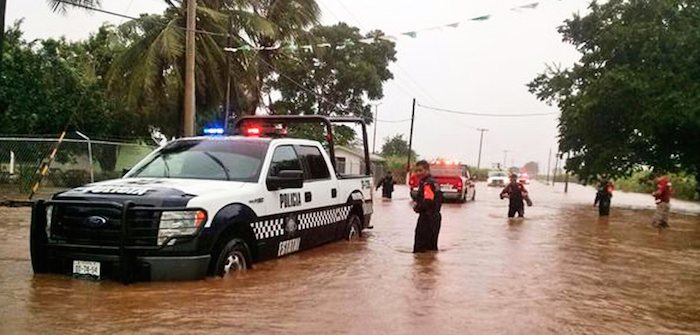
<box><xmin>335</xmin><ymin>146</ymin><xmax>385</xmax><ymax>162</ymax></box>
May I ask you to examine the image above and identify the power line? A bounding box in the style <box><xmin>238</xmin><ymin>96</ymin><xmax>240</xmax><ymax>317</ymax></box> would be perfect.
<box><xmin>331</xmin><ymin>0</ymin><xmax>440</xmax><ymax>105</ymax></box>
<box><xmin>53</xmin><ymin>0</ymin><xmax>231</xmax><ymax>38</ymax></box>
<box><xmin>376</xmin><ymin>118</ymin><xmax>412</xmax><ymax>123</ymax></box>
<box><xmin>53</xmin><ymin>0</ymin><xmax>334</xmax><ymax>110</ymax></box>
<box><xmin>416</xmin><ymin>103</ymin><xmax>558</xmax><ymax>117</ymax></box>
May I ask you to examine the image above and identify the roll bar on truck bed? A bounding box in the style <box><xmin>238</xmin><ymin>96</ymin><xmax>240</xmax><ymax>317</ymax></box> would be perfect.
<box><xmin>232</xmin><ymin>115</ymin><xmax>372</xmax><ymax>177</ymax></box>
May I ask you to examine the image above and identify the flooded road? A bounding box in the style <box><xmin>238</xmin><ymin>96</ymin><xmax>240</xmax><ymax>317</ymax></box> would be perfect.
<box><xmin>1</xmin><ymin>182</ymin><xmax>700</xmax><ymax>334</ymax></box>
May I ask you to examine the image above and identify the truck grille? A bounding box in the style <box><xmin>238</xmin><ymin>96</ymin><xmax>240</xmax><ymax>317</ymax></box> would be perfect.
<box><xmin>51</xmin><ymin>204</ymin><xmax>160</xmax><ymax>246</ymax></box>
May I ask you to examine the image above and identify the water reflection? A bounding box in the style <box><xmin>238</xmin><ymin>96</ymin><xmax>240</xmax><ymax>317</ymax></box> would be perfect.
<box><xmin>1</xmin><ymin>183</ymin><xmax>700</xmax><ymax>334</ymax></box>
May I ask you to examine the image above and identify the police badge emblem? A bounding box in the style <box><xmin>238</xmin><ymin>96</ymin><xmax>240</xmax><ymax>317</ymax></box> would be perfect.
<box><xmin>285</xmin><ymin>214</ymin><xmax>298</xmax><ymax>234</ymax></box>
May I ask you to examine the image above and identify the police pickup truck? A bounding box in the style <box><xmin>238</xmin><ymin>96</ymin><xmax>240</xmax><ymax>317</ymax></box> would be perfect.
<box><xmin>30</xmin><ymin>116</ymin><xmax>374</xmax><ymax>283</ymax></box>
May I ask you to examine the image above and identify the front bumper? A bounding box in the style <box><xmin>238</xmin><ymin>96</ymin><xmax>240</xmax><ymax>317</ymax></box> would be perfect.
<box><xmin>32</xmin><ymin>199</ymin><xmax>211</xmax><ymax>283</ymax></box>
<box><xmin>488</xmin><ymin>180</ymin><xmax>505</xmax><ymax>187</ymax></box>
<box><xmin>44</xmin><ymin>246</ymin><xmax>210</xmax><ymax>281</ymax></box>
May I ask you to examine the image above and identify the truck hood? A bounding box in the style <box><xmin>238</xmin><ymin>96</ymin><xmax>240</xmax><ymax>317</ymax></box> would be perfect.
<box><xmin>67</xmin><ymin>178</ymin><xmax>248</xmax><ymax>197</ymax></box>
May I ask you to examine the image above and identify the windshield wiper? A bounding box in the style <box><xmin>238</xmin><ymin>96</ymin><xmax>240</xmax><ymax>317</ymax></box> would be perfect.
<box><xmin>203</xmin><ymin>152</ymin><xmax>231</xmax><ymax>181</ymax></box>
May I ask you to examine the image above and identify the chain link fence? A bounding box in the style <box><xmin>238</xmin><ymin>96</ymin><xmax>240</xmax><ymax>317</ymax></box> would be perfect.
<box><xmin>0</xmin><ymin>137</ymin><xmax>155</xmax><ymax>200</ymax></box>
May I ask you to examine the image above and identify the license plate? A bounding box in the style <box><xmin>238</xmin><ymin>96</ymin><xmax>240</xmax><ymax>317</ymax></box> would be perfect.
<box><xmin>440</xmin><ymin>185</ymin><xmax>454</xmax><ymax>191</ymax></box>
<box><xmin>73</xmin><ymin>260</ymin><xmax>100</xmax><ymax>278</ymax></box>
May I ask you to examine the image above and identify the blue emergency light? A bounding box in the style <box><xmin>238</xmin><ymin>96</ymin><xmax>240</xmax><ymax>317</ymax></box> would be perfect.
<box><xmin>203</xmin><ymin>127</ymin><xmax>225</xmax><ymax>135</ymax></box>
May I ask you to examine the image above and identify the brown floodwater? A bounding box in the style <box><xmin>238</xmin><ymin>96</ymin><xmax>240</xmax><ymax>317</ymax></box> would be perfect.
<box><xmin>1</xmin><ymin>182</ymin><xmax>699</xmax><ymax>334</ymax></box>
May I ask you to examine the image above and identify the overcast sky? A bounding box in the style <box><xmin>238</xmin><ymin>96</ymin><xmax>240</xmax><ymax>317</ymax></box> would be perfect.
<box><xmin>6</xmin><ymin>0</ymin><xmax>594</xmax><ymax>171</ymax></box>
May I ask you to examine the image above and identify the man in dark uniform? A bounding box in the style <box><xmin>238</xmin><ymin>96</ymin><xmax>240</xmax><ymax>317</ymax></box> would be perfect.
<box><xmin>594</xmin><ymin>178</ymin><xmax>614</xmax><ymax>216</ymax></box>
<box><xmin>376</xmin><ymin>171</ymin><xmax>396</xmax><ymax>199</ymax></box>
<box><xmin>500</xmin><ymin>174</ymin><xmax>529</xmax><ymax>218</ymax></box>
<box><xmin>412</xmin><ymin>160</ymin><xmax>443</xmax><ymax>252</ymax></box>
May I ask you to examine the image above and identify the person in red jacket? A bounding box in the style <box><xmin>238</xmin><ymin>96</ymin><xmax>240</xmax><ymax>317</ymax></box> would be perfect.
<box><xmin>652</xmin><ymin>176</ymin><xmax>672</xmax><ymax>228</ymax></box>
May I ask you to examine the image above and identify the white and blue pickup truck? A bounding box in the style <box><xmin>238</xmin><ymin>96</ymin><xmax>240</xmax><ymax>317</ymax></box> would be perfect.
<box><xmin>30</xmin><ymin>116</ymin><xmax>374</xmax><ymax>283</ymax></box>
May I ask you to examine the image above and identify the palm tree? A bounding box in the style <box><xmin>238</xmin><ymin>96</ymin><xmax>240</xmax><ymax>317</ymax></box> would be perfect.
<box><xmin>47</xmin><ymin>0</ymin><xmax>101</xmax><ymax>13</ymax></box>
<box><xmin>106</xmin><ymin>0</ymin><xmax>319</xmax><ymax>133</ymax></box>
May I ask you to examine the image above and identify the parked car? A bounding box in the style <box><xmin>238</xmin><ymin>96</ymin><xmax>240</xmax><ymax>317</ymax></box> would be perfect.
<box><xmin>487</xmin><ymin>170</ymin><xmax>508</xmax><ymax>187</ymax></box>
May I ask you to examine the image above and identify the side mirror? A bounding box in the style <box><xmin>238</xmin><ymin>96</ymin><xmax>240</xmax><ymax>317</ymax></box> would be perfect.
<box><xmin>267</xmin><ymin>170</ymin><xmax>304</xmax><ymax>191</ymax></box>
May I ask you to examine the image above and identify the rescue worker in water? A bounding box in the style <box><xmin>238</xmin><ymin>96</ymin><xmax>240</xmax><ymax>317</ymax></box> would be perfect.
<box><xmin>412</xmin><ymin>160</ymin><xmax>443</xmax><ymax>253</ymax></box>
<box><xmin>376</xmin><ymin>171</ymin><xmax>396</xmax><ymax>199</ymax></box>
<box><xmin>594</xmin><ymin>178</ymin><xmax>614</xmax><ymax>216</ymax></box>
<box><xmin>500</xmin><ymin>174</ymin><xmax>530</xmax><ymax>218</ymax></box>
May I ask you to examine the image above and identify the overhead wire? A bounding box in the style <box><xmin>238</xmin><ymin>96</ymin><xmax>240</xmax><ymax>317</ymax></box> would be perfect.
<box><xmin>416</xmin><ymin>103</ymin><xmax>558</xmax><ymax>117</ymax></box>
<box><xmin>52</xmin><ymin>0</ymin><xmax>345</xmax><ymax>114</ymax></box>
<box><xmin>329</xmin><ymin>0</ymin><xmax>439</xmax><ymax>104</ymax></box>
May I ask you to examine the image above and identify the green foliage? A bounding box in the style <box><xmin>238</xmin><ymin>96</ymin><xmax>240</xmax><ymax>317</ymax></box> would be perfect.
<box><xmin>382</xmin><ymin>154</ymin><xmax>414</xmax><ymax>183</ymax></box>
<box><xmin>528</xmin><ymin>0</ymin><xmax>700</xmax><ymax>187</ymax></box>
<box><xmin>1</xmin><ymin>23</ymin><xmax>149</xmax><ymax>171</ymax></box>
<box><xmin>614</xmin><ymin>170</ymin><xmax>697</xmax><ymax>201</ymax></box>
<box><xmin>380</xmin><ymin>134</ymin><xmax>417</xmax><ymax>158</ymax></box>
<box><xmin>269</xmin><ymin>23</ymin><xmax>396</xmax><ymax>142</ymax></box>
<box><xmin>109</xmin><ymin>0</ymin><xmax>321</xmax><ymax>135</ymax></box>
<box><xmin>47</xmin><ymin>0</ymin><xmax>101</xmax><ymax>14</ymax></box>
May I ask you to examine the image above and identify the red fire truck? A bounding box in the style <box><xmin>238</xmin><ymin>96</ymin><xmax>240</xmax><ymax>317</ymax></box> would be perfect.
<box><xmin>409</xmin><ymin>160</ymin><xmax>476</xmax><ymax>203</ymax></box>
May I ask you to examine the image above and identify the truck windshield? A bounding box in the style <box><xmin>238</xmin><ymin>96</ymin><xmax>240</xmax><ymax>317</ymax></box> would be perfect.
<box><xmin>129</xmin><ymin>139</ymin><xmax>269</xmax><ymax>182</ymax></box>
<box><xmin>489</xmin><ymin>171</ymin><xmax>507</xmax><ymax>177</ymax></box>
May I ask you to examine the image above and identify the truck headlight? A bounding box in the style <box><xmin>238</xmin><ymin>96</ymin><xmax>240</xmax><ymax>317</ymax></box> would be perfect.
<box><xmin>158</xmin><ymin>210</ymin><xmax>207</xmax><ymax>245</ymax></box>
<box><xmin>45</xmin><ymin>205</ymin><xmax>53</xmax><ymax>237</ymax></box>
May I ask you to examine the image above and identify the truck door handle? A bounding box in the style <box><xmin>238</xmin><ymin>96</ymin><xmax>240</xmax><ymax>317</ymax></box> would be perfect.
<box><xmin>305</xmin><ymin>192</ymin><xmax>312</xmax><ymax>202</ymax></box>
<box><xmin>331</xmin><ymin>188</ymin><xmax>337</xmax><ymax>198</ymax></box>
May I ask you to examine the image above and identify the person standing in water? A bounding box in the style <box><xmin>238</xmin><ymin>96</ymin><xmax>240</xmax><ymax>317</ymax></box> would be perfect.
<box><xmin>500</xmin><ymin>174</ymin><xmax>530</xmax><ymax>218</ymax></box>
<box><xmin>652</xmin><ymin>176</ymin><xmax>672</xmax><ymax>228</ymax></box>
<box><xmin>412</xmin><ymin>160</ymin><xmax>442</xmax><ymax>252</ymax></box>
<box><xmin>376</xmin><ymin>171</ymin><xmax>396</xmax><ymax>199</ymax></box>
<box><xmin>594</xmin><ymin>178</ymin><xmax>614</xmax><ymax>216</ymax></box>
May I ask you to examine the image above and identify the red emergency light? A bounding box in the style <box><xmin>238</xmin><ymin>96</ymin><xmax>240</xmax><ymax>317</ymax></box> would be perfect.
<box><xmin>246</xmin><ymin>127</ymin><xmax>261</xmax><ymax>136</ymax></box>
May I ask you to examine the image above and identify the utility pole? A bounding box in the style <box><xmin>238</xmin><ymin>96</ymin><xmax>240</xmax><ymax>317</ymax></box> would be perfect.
<box><xmin>371</xmin><ymin>102</ymin><xmax>382</xmax><ymax>153</ymax></box>
<box><xmin>406</xmin><ymin>98</ymin><xmax>416</xmax><ymax>173</ymax></box>
<box><xmin>476</xmin><ymin>128</ymin><xmax>488</xmax><ymax>170</ymax></box>
<box><xmin>546</xmin><ymin>148</ymin><xmax>552</xmax><ymax>185</ymax></box>
<box><xmin>223</xmin><ymin>14</ymin><xmax>233</xmax><ymax>133</ymax></box>
<box><xmin>183</xmin><ymin>0</ymin><xmax>197</xmax><ymax>137</ymax></box>
<box><xmin>552</xmin><ymin>152</ymin><xmax>559</xmax><ymax>187</ymax></box>
<box><xmin>564</xmin><ymin>152</ymin><xmax>570</xmax><ymax>193</ymax></box>
<box><xmin>503</xmin><ymin>150</ymin><xmax>509</xmax><ymax>169</ymax></box>
<box><xmin>0</xmin><ymin>0</ymin><xmax>7</xmax><ymax>78</ymax></box>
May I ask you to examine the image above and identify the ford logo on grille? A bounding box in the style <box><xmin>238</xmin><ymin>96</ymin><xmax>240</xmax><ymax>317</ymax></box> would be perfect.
<box><xmin>84</xmin><ymin>216</ymin><xmax>108</xmax><ymax>228</ymax></box>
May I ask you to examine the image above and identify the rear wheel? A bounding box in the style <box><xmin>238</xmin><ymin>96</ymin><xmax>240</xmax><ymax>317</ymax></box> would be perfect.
<box><xmin>213</xmin><ymin>238</ymin><xmax>251</xmax><ymax>277</ymax></box>
<box><xmin>346</xmin><ymin>214</ymin><xmax>362</xmax><ymax>240</ymax></box>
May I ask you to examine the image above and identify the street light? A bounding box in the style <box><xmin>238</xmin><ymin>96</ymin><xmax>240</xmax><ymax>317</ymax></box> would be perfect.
<box><xmin>75</xmin><ymin>131</ymin><xmax>94</xmax><ymax>183</ymax></box>
<box><xmin>370</xmin><ymin>101</ymin><xmax>382</xmax><ymax>154</ymax></box>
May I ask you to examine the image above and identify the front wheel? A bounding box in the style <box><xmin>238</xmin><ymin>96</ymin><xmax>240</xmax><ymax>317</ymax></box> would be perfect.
<box><xmin>30</xmin><ymin>204</ymin><xmax>49</xmax><ymax>274</ymax></box>
<box><xmin>471</xmin><ymin>189</ymin><xmax>476</xmax><ymax>201</ymax></box>
<box><xmin>346</xmin><ymin>214</ymin><xmax>362</xmax><ymax>240</ymax></box>
<box><xmin>213</xmin><ymin>238</ymin><xmax>251</xmax><ymax>277</ymax></box>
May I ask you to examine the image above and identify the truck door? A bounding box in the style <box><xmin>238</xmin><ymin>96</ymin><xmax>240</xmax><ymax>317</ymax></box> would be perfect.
<box><xmin>263</xmin><ymin>145</ymin><xmax>308</xmax><ymax>259</ymax></box>
<box><xmin>295</xmin><ymin>145</ymin><xmax>341</xmax><ymax>245</ymax></box>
